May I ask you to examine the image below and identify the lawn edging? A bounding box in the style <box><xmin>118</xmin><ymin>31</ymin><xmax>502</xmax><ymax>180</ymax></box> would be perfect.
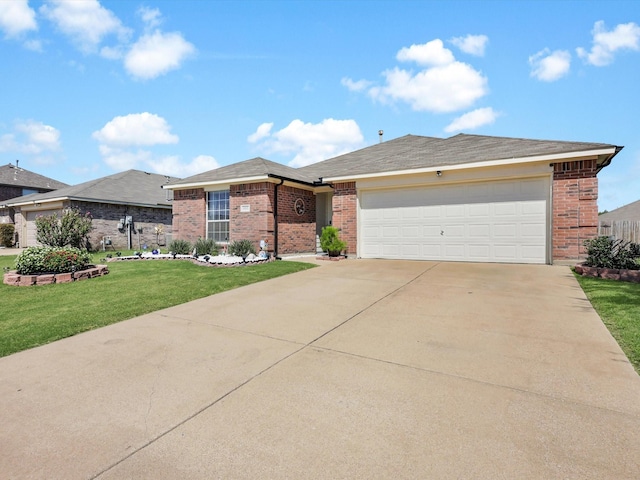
<box><xmin>574</xmin><ymin>264</ymin><xmax>640</xmax><ymax>283</ymax></box>
<box><xmin>3</xmin><ymin>265</ymin><xmax>109</xmax><ymax>286</ymax></box>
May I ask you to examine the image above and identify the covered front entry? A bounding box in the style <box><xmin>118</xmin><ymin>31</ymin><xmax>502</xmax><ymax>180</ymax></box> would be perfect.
<box><xmin>359</xmin><ymin>177</ymin><xmax>549</xmax><ymax>264</ymax></box>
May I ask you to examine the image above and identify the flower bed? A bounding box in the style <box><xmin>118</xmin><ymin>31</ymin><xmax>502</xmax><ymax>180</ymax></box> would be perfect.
<box><xmin>109</xmin><ymin>252</ymin><xmax>274</xmax><ymax>267</ymax></box>
<box><xmin>574</xmin><ymin>264</ymin><xmax>640</xmax><ymax>283</ymax></box>
<box><xmin>3</xmin><ymin>265</ymin><xmax>109</xmax><ymax>286</ymax></box>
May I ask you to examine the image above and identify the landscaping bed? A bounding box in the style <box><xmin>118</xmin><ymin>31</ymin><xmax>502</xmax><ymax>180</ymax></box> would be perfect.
<box><xmin>3</xmin><ymin>265</ymin><xmax>109</xmax><ymax>286</ymax></box>
<box><xmin>574</xmin><ymin>264</ymin><xmax>640</xmax><ymax>283</ymax></box>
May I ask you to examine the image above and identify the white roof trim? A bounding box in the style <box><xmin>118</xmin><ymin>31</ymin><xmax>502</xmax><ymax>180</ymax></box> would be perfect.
<box><xmin>164</xmin><ymin>175</ymin><xmax>271</xmax><ymax>190</ymax></box>
<box><xmin>8</xmin><ymin>196</ymin><xmax>69</xmax><ymax>207</ymax></box>
<box><xmin>323</xmin><ymin>147</ymin><xmax>616</xmax><ymax>183</ymax></box>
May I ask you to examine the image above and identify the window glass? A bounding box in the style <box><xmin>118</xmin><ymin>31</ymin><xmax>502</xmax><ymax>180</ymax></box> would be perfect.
<box><xmin>206</xmin><ymin>190</ymin><xmax>229</xmax><ymax>242</ymax></box>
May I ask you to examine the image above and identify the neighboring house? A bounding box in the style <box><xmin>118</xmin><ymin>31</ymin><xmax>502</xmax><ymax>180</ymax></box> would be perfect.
<box><xmin>164</xmin><ymin>133</ymin><xmax>622</xmax><ymax>264</ymax></box>
<box><xmin>6</xmin><ymin>170</ymin><xmax>180</xmax><ymax>250</ymax></box>
<box><xmin>0</xmin><ymin>163</ymin><xmax>68</xmax><ymax>227</ymax></box>
<box><xmin>598</xmin><ymin>200</ymin><xmax>640</xmax><ymax>224</ymax></box>
<box><xmin>598</xmin><ymin>199</ymin><xmax>640</xmax><ymax>243</ymax></box>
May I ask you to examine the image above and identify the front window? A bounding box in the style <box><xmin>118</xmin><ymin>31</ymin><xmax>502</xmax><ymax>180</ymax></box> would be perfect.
<box><xmin>207</xmin><ymin>190</ymin><xmax>229</xmax><ymax>242</ymax></box>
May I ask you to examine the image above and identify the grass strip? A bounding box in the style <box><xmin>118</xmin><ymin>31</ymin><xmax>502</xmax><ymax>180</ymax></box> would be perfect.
<box><xmin>0</xmin><ymin>254</ymin><xmax>315</xmax><ymax>357</ymax></box>
<box><xmin>575</xmin><ymin>273</ymin><xmax>640</xmax><ymax>373</ymax></box>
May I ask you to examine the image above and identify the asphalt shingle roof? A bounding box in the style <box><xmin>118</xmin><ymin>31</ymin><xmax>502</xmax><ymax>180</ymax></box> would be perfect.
<box><xmin>0</xmin><ymin>163</ymin><xmax>68</xmax><ymax>190</ymax></box>
<box><xmin>5</xmin><ymin>169</ymin><xmax>180</xmax><ymax>207</ymax></box>
<box><xmin>170</xmin><ymin>157</ymin><xmax>317</xmax><ymax>186</ymax></box>
<box><xmin>298</xmin><ymin>133</ymin><xmax>619</xmax><ymax>179</ymax></box>
<box><xmin>171</xmin><ymin>134</ymin><xmax>620</xmax><ymax>188</ymax></box>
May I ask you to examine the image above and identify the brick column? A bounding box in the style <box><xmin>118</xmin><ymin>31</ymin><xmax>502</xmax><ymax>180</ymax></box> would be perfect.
<box><xmin>552</xmin><ymin>160</ymin><xmax>598</xmax><ymax>261</ymax></box>
<box><xmin>332</xmin><ymin>182</ymin><xmax>357</xmax><ymax>255</ymax></box>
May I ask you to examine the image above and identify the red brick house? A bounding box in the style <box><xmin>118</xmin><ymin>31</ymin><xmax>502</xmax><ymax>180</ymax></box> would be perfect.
<box><xmin>165</xmin><ymin>134</ymin><xmax>621</xmax><ymax>264</ymax></box>
<box><xmin>6</xmin><ymin>170</ymin><xmax>179</xmax><ymax>250</ymax></box>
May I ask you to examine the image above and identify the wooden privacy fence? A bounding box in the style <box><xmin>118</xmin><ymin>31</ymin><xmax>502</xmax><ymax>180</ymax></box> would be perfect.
<box><xmin>598</xmin><ymin>220</ymin><xmax>640</xmax><ymax>243</ymax></box>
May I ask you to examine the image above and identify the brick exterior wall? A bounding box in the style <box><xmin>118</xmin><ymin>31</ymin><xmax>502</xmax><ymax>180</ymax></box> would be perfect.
<box><xmin>552</xmin><ymin>159</ymin><xmax>599</xmax><ymax>260</ymax></box>
<box><xmin>276</xmin><ymin>184</ymin><xmax>316</xmax><ymax>254</ymax></box>
<box><xmin>72</xmin><ymin>201</ymin><xmax>172</xmax><ymax>251</ymax></box>
<box><xmin>172</xmin><ymin>188</ymin><xmax>206</xmax><ymax>243</ymax></box>
<box><xmin>331</xmin><ymin>182</ymin><xmax>357</xmax><ymax>255</ymax></box>
<box><xmin>230</xmin><ymin>183</ymin><xmax>274</xmax><ymax>252</ymax></box>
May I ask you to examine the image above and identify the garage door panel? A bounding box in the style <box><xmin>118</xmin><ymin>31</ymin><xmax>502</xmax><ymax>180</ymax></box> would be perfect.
<box><xmin>494</xmin><ymin>223</ymin><xmax>517</xmax><ymax>238</ymax></box>
<box><xmin>359</xmin><ymin>177</ymin><xmax>549</xmax><ymax>264</ymax></box>
<box><xmin>468</xmin><ymin>224</ymin><xmax>490</xmax><ymax>237</ymax></box>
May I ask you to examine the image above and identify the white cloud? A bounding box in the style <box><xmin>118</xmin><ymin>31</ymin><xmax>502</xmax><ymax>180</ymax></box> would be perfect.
<box><xmin>98</xmin><ymin>145</ymin><xmax>218</xmax><ymax>177</ymax></box>
<box><xmin>98</xmin><ymin>145</ymin><xmax>151</xmax><ymax>171</ymax></box>
<box><xmin>444</xmin><ymin>107</ymin><xmax>500</xmax><ymax>133</ymax></box>
<box><xmin>40</xmin><ymin>0</ymin><xmax>131</xmax><ymax>53</ymax></box>
<box><xmin>124</xmin><ymin>30</ymin><xmax>195</xmax><ymax>80</ymax></box>
<box><xmin>247</xmin><ymin>123</ymin><xmax>273</xmax><ymax>143</ymax></box>
<box><xmin>23</xmin><ymin>39</ymin><xmax>43</xmax><ymax>52</ymax></box>
<box><xmin>0</xmin><ymin>120</ymin><xmax>61</xmax><ymax>154</ymax></box>
<box><xmin>0</xmin><ymin>0</ymin><xmax>37</xmax><ymax>38</ymax></box>
<box><xmin>341</xmin><ymin>77</ymin><xmax>373</xmax><ymax>92</ymax></box>
<box><xmin>450</xmin><ymin>34</ymin><xmax>489</xmax><ymax>56</ymax></box>
<box><xmin>351</xmin><ymin>39</ymin><xmax>488</xmax><ymax>113</ymax></box>
<box><xmin>396</xmin><ymin>39</ymin><xmax>455</xmax><ymax>66</ymax></box>
<box><xmin>150</xmin><ymin>154</ymin><xmax>220</xmax><ymax>177</ymax></box>
<box><xmin>369</xmin><ymin>62</ymin><xmax>488</xmax><ymax>113</ymax></box>
<box><xmin>577</xmin><ymin>21</ymin><xmax>640</xmax><ymax>66</ymax></box>
<box><xmin>138</xmin><ymin>6</ymin><xmax>162</xmax><ymax>30</ymax></box>
<box><xmin>250</xmin><ymin>118</ymin><xmax>364</xmax><ymax>167</ymax></box>
<box><xmin>529</xmin><ymin>48</ymin><xmax>571</xmax><ymax>81</ymax></box>
<box><xmin>93</xmin><ymin>113</ymin><xmax>179</xmax><ymax>147</ymax></box>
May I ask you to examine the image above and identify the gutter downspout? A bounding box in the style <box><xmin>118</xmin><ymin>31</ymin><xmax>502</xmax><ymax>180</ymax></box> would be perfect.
<box><xmin>273</xmin><ymin>178</ymin><xmax>284</xmax><ymax>260</ymax></box>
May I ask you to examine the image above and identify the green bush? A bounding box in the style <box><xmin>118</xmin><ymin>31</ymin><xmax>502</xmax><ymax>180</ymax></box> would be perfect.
<box><xmin>228</xmin><ymin>239</ymin><xmax>257</xmax><ymax>257</ymax></box>
<box><xmin>168</xmin><ymin>239</ymin><xmax>192</xmax><ymax>255</ymax></box>
<box><xmin>194</xmin><ymin>237</ymin><xmax>218</xmax><ymax>256</ymax></box>
<box><xmin>14</xmin><ymin>246</ymin><xmax>92</xmax><ymax>274</ymax></box>
<box><xmin>320</xmin><ymin>226</ymin><xmax>347</xmax><ymax>256</ymax></box>
<box><xmin>583</xmin><ymin>236</ymin><xmax>640</xmax><ymax>270</ymax></box>
<box><xmin>35</xmin><ymin>208</ymin><xmax>93</xmax><ymax>249</ymax></box>
<box><xmin>0</xmin><ymin>224</ymin><xmax>15</xmax><ymax>247</ymax></box>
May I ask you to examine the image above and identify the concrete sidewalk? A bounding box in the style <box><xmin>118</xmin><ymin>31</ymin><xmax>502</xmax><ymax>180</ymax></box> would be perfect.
<box><xmin>0</xmin><ymin>260</ymin><xmax>639</xmax><ymax>479</ymax></box>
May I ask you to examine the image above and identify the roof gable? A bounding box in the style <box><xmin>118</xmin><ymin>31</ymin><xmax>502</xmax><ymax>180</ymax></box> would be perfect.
<box><xmin>170</xmin><ymin>157</ymin><xmax>317</xmax><ymax>186</ymax></box>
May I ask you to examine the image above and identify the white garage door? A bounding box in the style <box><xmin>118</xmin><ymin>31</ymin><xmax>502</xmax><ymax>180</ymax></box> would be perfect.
<box><xmin>359</xmin><ymin>177</ymin><xmax>549</xmax><ymax>264</ymax></box>
<box><xmin>26</xmin><ymin>210</ymin><xmax>59</xmax><ymax>247</ymax></box>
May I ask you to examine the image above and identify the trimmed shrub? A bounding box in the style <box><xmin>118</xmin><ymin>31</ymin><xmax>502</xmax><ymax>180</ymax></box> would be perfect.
<box><xmin>35</xmin><ymin>208</ymin><xmax>93</xmax><ymax>249</ymax></box>
<box><xmin>14</xmin><ymin>246</ymin><xmax>92</xmax><ymax>274</ymax></box>
<box><xmin>168</xmin><ymin>239</ymin><xmax>192</xmax><ymax>255</ymax></box>
<box><xmin>194</xmin><ymin>237</ymin><xmax>218</xmax><ymax>256</ymax></box>
<box><xmin>583</xmin><ymin>236</ymin><xmax>640</xmax><ymax>270</ymax></box>
<box><xmin>320</xmin><ymin>226</ymin><xmax>347</xmax><ymax>256</ymax></box>
<box><xmin>0</xmin><ymin>224</ymin><xmax>15</xmax><ymax>247</ymax></box>
<box><xmin>228</xmin><ymin>239</ymin><xmax>257</xmax><ymax>257</ymax></box>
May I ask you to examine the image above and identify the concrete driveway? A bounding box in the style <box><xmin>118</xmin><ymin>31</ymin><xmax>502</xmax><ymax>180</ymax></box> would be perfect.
<box><xmin>1</xmin><ymin>260</ymin><xmax>639</xmax><ymax>479</ymax></box>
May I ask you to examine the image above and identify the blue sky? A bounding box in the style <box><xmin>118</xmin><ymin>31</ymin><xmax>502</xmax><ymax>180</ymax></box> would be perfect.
<box><xmin>0</xmin><ymin>0</ymin><xmax>638</xmax><ymax>211</ymax></box>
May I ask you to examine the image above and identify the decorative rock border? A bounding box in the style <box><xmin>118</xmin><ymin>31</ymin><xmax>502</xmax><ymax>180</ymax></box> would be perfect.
<box><xmin>316</xmin><ymin>254</ymin><xmax>348</xmax><ymax>261</ymax></box>
<box><xmin>574</xmin><ymin>264</ymin><xmax>640</xmax><ymax>283</ymax></box>
<box><xmin>3</xmin><ymin>265</ymin><xmax>109</xmax><ymax>286</ymax></box>
<box><xmin>108</xmin><ymin>252</ymin><xmax>274</xmax><ymax>267</ymax></box>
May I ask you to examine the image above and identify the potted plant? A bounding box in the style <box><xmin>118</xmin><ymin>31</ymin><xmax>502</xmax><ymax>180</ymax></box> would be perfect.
<box><xmin>320</xmin><ymin>226</ymin><xmax>347</xmax><ymax>257</ymax></box>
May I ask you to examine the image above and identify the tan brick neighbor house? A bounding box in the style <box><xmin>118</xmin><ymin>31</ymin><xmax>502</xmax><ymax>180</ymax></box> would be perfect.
<box><xmin>5</xmin><ymin>170</ymin><xmax>180</xmax><ymax>250</ymax></box>
<box><xmin>164</xmin><ymin>133</ymin><xmax>622</xmax><ymax>264</ymax></box>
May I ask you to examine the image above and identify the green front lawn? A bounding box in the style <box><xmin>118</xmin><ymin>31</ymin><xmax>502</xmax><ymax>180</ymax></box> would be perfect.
<box><xmin>0</xmin><ymin>254</ymin><xmax>315</xmax><ymax>357</ymax></box>
<box><xmin>575</xmin><ymin>273</ymin><xmax>640</xmax><ymax>374</ymax></box>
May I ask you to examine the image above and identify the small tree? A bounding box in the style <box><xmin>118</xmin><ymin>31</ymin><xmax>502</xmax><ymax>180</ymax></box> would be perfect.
<box><xmin>320</xmin><ymin>226</ymin><xmax>347</xmax><ymax>256</ymax></box>
<box><xmin>35</xmin><ymin>208</ymin><xmax>93</xmax><ymax>249</ymax></box>
<box><xmin>0</xmin><ymin>224</ymin><xmax>15</xmax><ymax>247</ymax></box>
